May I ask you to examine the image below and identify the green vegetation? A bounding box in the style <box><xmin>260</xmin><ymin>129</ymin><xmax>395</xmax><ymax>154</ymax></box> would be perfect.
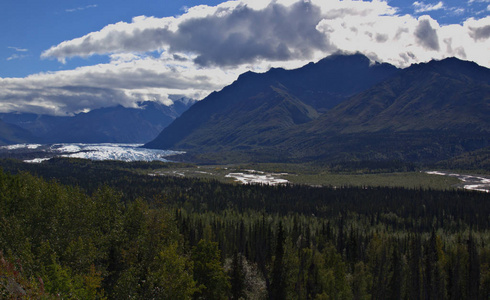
<box><xmin>0</xmin><ymin>157</ymin><xmax>465</xmax><ymax>190</ymax></box>
<box><xmin>283</xmin><ymin>171</ymin><xmax>461</xmax><ymax>189</ymax></box>
<box><xmin>1</xmin><ymin>158</ymin><xmax>489</xmax><ymax>299</ymax></box>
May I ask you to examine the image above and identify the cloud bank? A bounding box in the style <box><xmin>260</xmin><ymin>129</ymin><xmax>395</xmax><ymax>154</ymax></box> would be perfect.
<box><xmin>1</xmin><ymin>0</ymin><xmax>489</xmax><ymax>115</ymax></box>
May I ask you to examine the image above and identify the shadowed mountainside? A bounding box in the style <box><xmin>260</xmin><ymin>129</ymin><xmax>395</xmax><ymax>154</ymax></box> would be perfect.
<box><xmin>145</xmin><ymin>54</ymin><xmax>399</xmax><ymax>151</ymax></box>
<box><xmin>145</xmin><ymin>55</ymin><xmax>490</xmax><ymax>165</ymax></box>
<box><xmin>0</xmin><ymin>98</ymin><xmax>196</xmax><ymax>144</ymax></box>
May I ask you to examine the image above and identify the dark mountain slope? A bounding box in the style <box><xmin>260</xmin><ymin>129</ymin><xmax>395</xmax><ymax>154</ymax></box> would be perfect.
<box><xmin>0</xmin><ymin>119</ymin><xmax>40</xmax><ymax>146</ymax></box>
<box><xmin>0</xmin><ymin>113</ymin><xmax>65</xmax><ymax>137</ymax></box>
<box><xmin>0</xmin><ymin>99</ymin><xmax>196</xmax><ymax>144</ymax></box>
<box><xmin>308</xmin><ymin>57</ymin><xmax>490</xmax><ymax>133</ymax></box>
<box><xmin>167</xmin><ymin>86</ymin><xmax>318</xmax><ymax>151</ymax></box>
<box><xmin>145</xmin><ymin>55</ymin><xmax>489</xmax><ymax>165</ymax></box>
<box><xmin>44</xmin><ymin>102</ymin><xmax>181</xmax><ymax>143</ymax></box>
<box><xmin>277</xmin><ymin>53</ymin><xmax>400</xmax><ymax>111</ymax></box>
<box><xmin>283</xmin><ymin>58</ymin><xmax>490</xmax><ymax>162</ymax></box>
<box><xmin>145</xmin><ymin>54</ymin><xmax>399</xmax><ymax>150</ymax></box>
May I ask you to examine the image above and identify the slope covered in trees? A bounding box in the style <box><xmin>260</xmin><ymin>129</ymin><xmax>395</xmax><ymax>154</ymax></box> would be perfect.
<box><xmin>1</xmin><ymin>159</ymin><xmax>489</xmax><ymax>299</ymax></box>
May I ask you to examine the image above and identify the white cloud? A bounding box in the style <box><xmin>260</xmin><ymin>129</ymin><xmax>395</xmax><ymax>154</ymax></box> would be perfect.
<box><xmin>0</xmin><ymin>0</ymin><xmax>487</xmax><ymax>116</ymax></box>
<box><xmin>413</xmin><ymin>1</ymin><xmax>444</xmax><ymax>13</ymax></box>
<box><xmin>0</xmin><ymin>53</ymin><xmax>252</xmax><ymax>115</ymax></box>
<box><xmin>66</xmin><ymin>4</ymin><xmax>98</xmax><ymax>13</ymax></box>
<box><xmin>8</xmin><ymin>46</ymin><xmax>28</xmax><ymax>52</ymax></box>
<box><xmin>43</xmin><ymin>1</ymin><xmax>332</xmax><ymax>66</ymax></box>
<box><xmin>6</xmin><ymin>54</ymin><xmax>29</xmax><ymax>61</ymax></box>
<box><xmin>450</xmin><ymin>7</ymin><xmax>465</xmax><ymax>15</ymax></box>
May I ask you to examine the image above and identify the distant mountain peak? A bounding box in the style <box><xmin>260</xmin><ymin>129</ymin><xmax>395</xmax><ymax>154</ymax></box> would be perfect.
<box><xmin>172</xmin><ymin>97</ymin><xmax>197</xmax><ymax>106</ymax></box>
<box><xmin>0</xmin><ymin>98</ymin><xmax>196</xmax><ymax>144</ymax></box>
<box><xmin>411</xmin><ymin>56</ymin><xmax>490</xmax><ymax>84</ymax></box>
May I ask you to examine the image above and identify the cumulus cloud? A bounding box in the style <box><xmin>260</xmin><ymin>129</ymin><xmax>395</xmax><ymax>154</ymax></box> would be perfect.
<box><xmin>43</xmin><ymin>1</ymin><xmax>331</xmax><ymax>66</ymax></box>
<box><xmin>42</xmin><ymin>0</ymin><xmax>489</xmax><ymax>69</ymax></box>
<box><xmin>0</xmin><ymin>0</ymin><xmax>488</xmax><ymax>115</ymax></box>
<box><xmin>170</xmin><ymin>1</ymin><xmax>330</xmax><ymax>66</ymax></box>
<box><xmin>469</xmin><ymin>24</ymin><xmax>490</xmax><ymax>40</ymax></box>
<box><xmin>415</xmin><ymin>18</ymin><xmax>440</xmax><ymax>50</ymax></box>
<box><xmin>0</xmin><ymin>54</ymin><xmax>241</xmax><ymax>115</ymax></box>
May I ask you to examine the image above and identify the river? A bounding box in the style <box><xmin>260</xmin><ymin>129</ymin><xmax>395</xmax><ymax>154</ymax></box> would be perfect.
<box><xmin>426</xmin><ymin>171</ymin><xmax>490</xmax><ymax>193</ymax></box>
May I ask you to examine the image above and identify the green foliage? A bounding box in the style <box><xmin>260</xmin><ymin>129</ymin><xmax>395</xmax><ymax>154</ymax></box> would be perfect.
<box><xmin>1</xmin><ymin>160</ymin><xmax>490</xmax><ymax>299</ymax></box>
<box><xmin>0</xmin><ymin>169</ymin><xmax>195</xmax><ymax>299</ymax></box>
<box><xmin>191</xmin><ymin>239</ymin><xmax>230</xmax><ymax>299</ymax></box>
<box><xmin>0</xmin><ymin>251</ymin><xmax>57</xmax><ymax>299</ymax></box>
<box><xmin>147</xmin><ymin>243</ymin><xmax>198</xmax><ymax>299</ymax></box>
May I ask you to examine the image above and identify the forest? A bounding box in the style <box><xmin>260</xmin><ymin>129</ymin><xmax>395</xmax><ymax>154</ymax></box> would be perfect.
<box><xmin>0</xmin><ymin>158</ymin><xmax>489</xmax><ymax>299</ymax></box>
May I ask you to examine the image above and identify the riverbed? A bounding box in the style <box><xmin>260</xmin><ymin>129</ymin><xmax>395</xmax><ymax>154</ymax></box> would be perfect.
<box><xmin>426</xmin><ymin>171</ymin><xmax>490</xmax><ymax>193</ymax></box>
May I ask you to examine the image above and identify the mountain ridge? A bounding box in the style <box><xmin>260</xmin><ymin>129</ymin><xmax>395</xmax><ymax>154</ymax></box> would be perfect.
<box><xmin>145</xmin><ymin>54</ymin><xmax>490</xmax><ymax>165</ymax></box>
<box><xmin>0</xmin><ymin>119</ymin><xmax>40</xmax><ymax>146</ymax></box>
<box><xmin>145</xmin><ymin>53</ymin><xmax>400</xmax><ymax>150</ymax></box>
<box><xmin>0</xmin><ymin>98</ymin><xmax>196</xmax><ymax>144</ymax></box>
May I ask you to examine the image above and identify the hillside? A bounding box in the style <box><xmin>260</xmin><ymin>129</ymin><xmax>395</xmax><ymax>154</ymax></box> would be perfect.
<box><xmin>310</xmin><ymin>57</ymin><xmax>490</xmax><ymax>133</ymax></box>
<box><xmin>284</xmin><ymin>58</ymin><xmax>490</xmax><ymax>163</ymax></box>
<box><xmin>0</xmin><ymin>98</ymin><xmax>196</xmax><ymax>144</ymax></box>
<box><xmin>145</xmin><ymin>53</ymin><xmax>399</xmax><ymax>150</ymax></box>
<box><xmin>0</xmin><ymin>119</ymin><xmax>40</xmax><ymax>146</ymax></box>
<box><xmin>145</xmin><ymin>55</ymin><xmax>490</xmax><ymax>165</ymax></box>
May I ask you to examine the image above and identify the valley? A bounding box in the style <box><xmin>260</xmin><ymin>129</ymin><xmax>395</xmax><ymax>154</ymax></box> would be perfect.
<box><xmin>0</xmin><ymin>54</ymin><xmax>488</xmax><ymax>299</ymax></box>
<box><xmin>0</xmin><ymin>145</ymin><xmax>464</xmax><ymax>190</ymax></box>
<box><xmin>1</xmin><ymin>156</ymin><xmax>489</xmax><ymax>299</ymax></box>
<box><xmin>1</xmin><ymin>1</ymin><xmax>489</xmax><ymax>298</ymax></box>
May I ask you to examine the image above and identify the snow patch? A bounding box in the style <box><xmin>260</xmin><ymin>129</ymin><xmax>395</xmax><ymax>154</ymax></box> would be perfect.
<box><xmin>226</xmin><ymin>170</ymin><xmax>289</xmax><ymax>185</ymax></box>
<box><xmin>24</xmin><ymin>158</ymin><xmax>51</xmax><ymax>163</ymax></box>
<box><xmin>0</xmin><ymin>144</ymin><xmax>42</xmax><ymax>150</ymax></box>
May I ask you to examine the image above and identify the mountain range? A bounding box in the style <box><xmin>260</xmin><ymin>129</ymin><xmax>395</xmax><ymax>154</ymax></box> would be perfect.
<box><xmin>145</xmin><ymin>54</ymin><xmax>490</xmax><ymax>165</ymax></box>
<box><xmin>0</xmin><ymin>98</ymin><xmax>196</xmax><ymax>145</ymax></box>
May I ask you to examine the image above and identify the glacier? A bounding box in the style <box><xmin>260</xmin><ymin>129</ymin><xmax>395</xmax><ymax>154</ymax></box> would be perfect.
<box><xmin>0</xmin><ymin>143</ymin><xmax>183</xmax><ymax>163</ymax></box>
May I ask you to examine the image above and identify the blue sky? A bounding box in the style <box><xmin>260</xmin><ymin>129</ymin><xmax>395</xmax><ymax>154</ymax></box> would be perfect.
<box><xmin>1</xmin><ymin>0</ymin><xmax>223</xmax><ymax>77</ymax></box>
<box><xmin>0</xmin><ymin>0</ymin><xmax>488</xmax><ymax>115</ymax></box>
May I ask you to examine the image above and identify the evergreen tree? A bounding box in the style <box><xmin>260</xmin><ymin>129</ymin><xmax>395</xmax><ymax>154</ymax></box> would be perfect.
<box><xmin>191</xmin><ymin>240</ymin><xmax>230</xmax><ymax>300</ymax></box>
<box><xmin>388</xmin><ymin>245</ymin><xmax>402</xmax><ymax>300</ymax></box>
<box><xmin>409</xmin><ymin>234</ymin><xmax>422</xmax><ymax>300</ymax></box>
<box><xmin>230</xmin><ymin>251</ymin><xmax>246</xmax><ymax>300</ymax></box>
<box><xmin>467</xmin><ymin>234</ymin><xmax>480</xmax><ymax>300</ymax></box>
<box><xmin>270</xmin><ymin>222</ymin><xmax>287</xmax><ymax>300</ymax></box>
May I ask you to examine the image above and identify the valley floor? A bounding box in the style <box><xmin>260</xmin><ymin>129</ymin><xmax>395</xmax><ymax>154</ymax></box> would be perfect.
<box><xmin>1</xmin><ymin>142</ymin><xmax>488</xmax><ymax>191</ymax></box>
<box><xmin>146</xmin><ymin>164</ymin><xmax>464</xmax><ymax>190</ymax></box>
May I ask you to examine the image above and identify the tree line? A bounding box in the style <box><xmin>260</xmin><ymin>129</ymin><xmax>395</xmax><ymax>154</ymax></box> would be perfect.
<box><xmin>0</xmin><ymin>158</ymin><xmax>489</xmax><ymax>299</ymax></box>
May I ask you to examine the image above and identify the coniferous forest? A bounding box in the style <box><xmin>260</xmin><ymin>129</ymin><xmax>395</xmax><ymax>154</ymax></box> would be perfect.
<box><xmin>0</xmin><ymin>158</ymin><xmax>489</xmax><ymax>299</ymax></box>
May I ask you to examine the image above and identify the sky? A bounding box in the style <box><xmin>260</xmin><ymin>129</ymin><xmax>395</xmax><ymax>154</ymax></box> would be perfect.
<box><xmin>0</xmin><ymin>0</ymin><xmax>489</xmax><ymax>116</ymax></box>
